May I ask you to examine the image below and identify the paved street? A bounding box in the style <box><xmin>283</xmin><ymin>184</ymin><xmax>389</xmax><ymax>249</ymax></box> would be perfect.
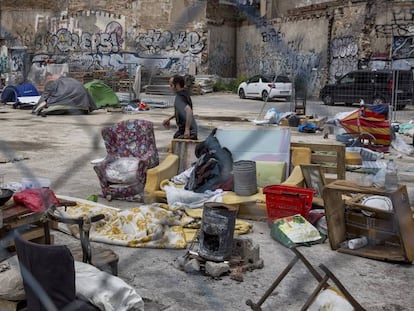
<box><xmin>1</xmin><ymin>93</ymin><xmax>414</xmax><ymax>310</ymax></box>
<box><xmin>183</xmin><ymin>92</ymin><xmax>414</xmax><ymax>123</ymax></box>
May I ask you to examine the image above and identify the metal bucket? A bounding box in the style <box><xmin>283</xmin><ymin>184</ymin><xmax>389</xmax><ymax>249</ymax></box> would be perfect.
<box><xmin>198</xmin><ymin>203</ymin><xmax>238</xmax><ymax>261</ymax></box>
<box><xmin>288</xmin><ymin>115</ymin><xmax>300</xmax><ymax>127</ymax></box>
<box><xmin>233</xmin><ymin>160</ymin><xmax>257</xmax><ymax>196</ymax></box>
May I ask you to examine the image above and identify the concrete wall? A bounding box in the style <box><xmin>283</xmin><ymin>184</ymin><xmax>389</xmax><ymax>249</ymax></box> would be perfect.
<box><xmin>207</xmin><ymin>25</ymin><xmax>236</xmax><ymax>77</ymax></box>
<box><xmin>2</xmin><ymin>0</ymin><xmax>414</xmax><ymax>96</ymax></box>
<box><xmin>237</xmin><ymin>16</ymin><xmax>328</xmax><ymax>95</ymax></box>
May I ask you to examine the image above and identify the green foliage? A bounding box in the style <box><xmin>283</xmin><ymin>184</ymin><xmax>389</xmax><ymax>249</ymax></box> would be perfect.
<box><xmin>230</xmin><ymin>76</ymin><xmax>248</xmax><ymax>93</ymax></box>
<box><xmin>212</xmin><ymin>76</ymin><xmax>248</xmax><ymax>93</ymax></box>
<box><xmin>213</xmin><ymin>80</ymin><xmax>230</xmax><ymax>92</ymax></box>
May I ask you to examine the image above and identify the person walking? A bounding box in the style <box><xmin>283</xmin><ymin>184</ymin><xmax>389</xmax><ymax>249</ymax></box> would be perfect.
<box><xmin>163</xmin><ymin>74</ymin><xmax>198</xmax><ymax>140</ymax></box>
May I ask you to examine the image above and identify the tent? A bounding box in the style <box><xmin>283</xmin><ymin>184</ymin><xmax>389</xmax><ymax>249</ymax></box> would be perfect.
<box><xmin>339</xmin><ymin>104</ymin><xmax>391</xmax><ymax>148</ymax></box>
<box><xmin>84</xmin><ymin>80</ymin><xmax>120</xmax><ymax>109</ymax></box>
<box><xmin>32</xmin><ymin>77</ymin><xmax>97</xmax><ymax>115</ymax></box>
<box><xmin>1</xmin><ymin>83</ymin><xmax>40</xmax><ymax>104</ymax></box>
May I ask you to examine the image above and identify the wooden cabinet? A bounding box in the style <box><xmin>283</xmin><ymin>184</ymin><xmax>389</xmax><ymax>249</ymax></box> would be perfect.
<box><xmin>323</xmin><ymin>180</ymin><xmax>414</xmax><ymax>263</ymax></box>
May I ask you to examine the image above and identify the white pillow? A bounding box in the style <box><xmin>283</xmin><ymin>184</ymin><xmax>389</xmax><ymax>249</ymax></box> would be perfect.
<box><xmin>75</xmin><ymin>261</ymin><xmax>144</xmax><ymax>311</ymax></box>
<box><xmin>106</xmin><ymin>157</ymin><xmax>140</xmax><ymax>184</ymax></box>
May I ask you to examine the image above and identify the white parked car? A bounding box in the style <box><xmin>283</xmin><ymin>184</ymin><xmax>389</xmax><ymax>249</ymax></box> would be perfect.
<box><xmin>237</xmin><ymin>74</ymin><xmax>292</xmax><ymax>101</ymax></box>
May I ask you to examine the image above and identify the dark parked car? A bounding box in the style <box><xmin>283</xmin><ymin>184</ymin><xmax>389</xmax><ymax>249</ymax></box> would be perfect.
<box><xmin>319</xmin><ymin>69</ymin><xmax>414</xmax><ymax>110</ymax></box>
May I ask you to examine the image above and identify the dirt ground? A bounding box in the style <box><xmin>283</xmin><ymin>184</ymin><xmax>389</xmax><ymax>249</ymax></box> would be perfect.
<box><xmin>1</xmin><ymin>94</ymin><xmax>414</xmax><ymax>311</ymax></box>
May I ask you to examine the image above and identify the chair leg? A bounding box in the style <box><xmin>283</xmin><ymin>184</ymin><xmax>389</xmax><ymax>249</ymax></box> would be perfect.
<box><xmin>246</xmin><ymin>247</ymin><xmax>365</xmax><ymax>310</ymax></box>
<box><xmin>290</xmin><ymin>247</ymin><xmax>324</xmax><ymax>283</ymax></box>
<box><xmin>79</xmin><ymin>225</ymin><xmax>91</xmax><ymax>263</ymax></box>
<box><xmin>246</xmin><ymin>255</ymin><xmax>300</xmax><ymax>310</ymax></box>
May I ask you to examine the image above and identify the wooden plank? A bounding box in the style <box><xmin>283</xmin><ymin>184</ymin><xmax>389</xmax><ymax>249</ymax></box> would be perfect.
<box><xmin>322</xmin><ymin>186</ymin><xmax>346</xmax><ymax>249</ymax></box>
<box><xmin>4</xmin><ymin>212</ymin><xmax>45</xmax><ymax>229</ymax></box>
<box><xmin>391</xmin><ymin>185</ymin><xmax>414</xmax><ymax>261</ymax></box>
<box><xmin>2</xmin><ymin>205</ymin><xmax>31</xmax><ymax>221</ymax></box>
<box><xmin>338</xmin><ymin>244</ymin><xmax>407</xmax><ymax>262</ymax></box>
<box><xmin>0</xmin><ymin>227</ymin><xmax>45</xmax><ymax>248</ymax></box>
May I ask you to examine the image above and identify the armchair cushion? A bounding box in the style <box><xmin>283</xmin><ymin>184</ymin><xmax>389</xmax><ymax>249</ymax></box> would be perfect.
<box><xmin>105</xmin><ymin>157</ymin><xmax>142</xmax><ymax>184</ymax></box>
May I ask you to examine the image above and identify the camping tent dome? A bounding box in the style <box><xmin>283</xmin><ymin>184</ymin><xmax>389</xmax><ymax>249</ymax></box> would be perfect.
<box><xmin>1</xmin><ymin>83</ymin><xmax>40</xmax><ymax>103</ymax></box>
<box><xmin>32</xmin><ymin>77</ymin><xmax>97</xmax><ymax>115</ymax></box>
<box><xmin>84</xmin><ymin>80</ymin><xmax>120</xmax><ymax>109</ymax></box>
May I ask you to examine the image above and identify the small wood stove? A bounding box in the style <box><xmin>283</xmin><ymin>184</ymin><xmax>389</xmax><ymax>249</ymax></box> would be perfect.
<box><xmin>198</xmin><ymin>202</ymin><xmax>238</xmax><ymax>262</ymax></box>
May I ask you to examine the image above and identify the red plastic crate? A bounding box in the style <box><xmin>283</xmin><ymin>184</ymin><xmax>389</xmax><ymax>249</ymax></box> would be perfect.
<box><xmin>263</xmin><ymin>185</ymin><xmax>315</xmax><ymax>224</ymax></box>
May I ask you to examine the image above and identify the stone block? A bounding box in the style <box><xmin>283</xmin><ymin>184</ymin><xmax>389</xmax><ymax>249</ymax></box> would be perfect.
<box><xmin>232</xmin><ymin>237</ymin><xmax>260</xmax><ymax>265</ymax></box>
<box><xmin>205</xmin><ymin>261</ymin><xmax>229</xmax><ymax>277</ymax></box>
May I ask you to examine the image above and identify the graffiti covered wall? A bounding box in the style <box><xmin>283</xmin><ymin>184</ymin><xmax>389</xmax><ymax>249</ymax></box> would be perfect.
<box><xmin>237</xmin><ymin>17</ymin><xmax>328</xmax><ymax>96</ymax></box>
<box><xmin>374</xmin><ymin>7</ymin><xmax>414</xmax><ymax>70</ymax></box>
<box><xmin>0</xmin><ymin>7</ymin><xmax>208</xmax><ymax>84</ymax></box>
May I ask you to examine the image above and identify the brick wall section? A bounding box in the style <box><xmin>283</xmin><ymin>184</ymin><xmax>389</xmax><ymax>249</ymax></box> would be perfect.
<box><xmin>131</xmin><ymin>0</ymin><xmax>172</xmax><ymax>28</ymax></box>
<box><xmin>1</xmin><ymin>0</ymin><xmax>65</xmax><ymax>10</ymax></box>
<box><xmin>68</xmin><ymin>0</ymin><xmax>132</xmax><ymax>14</ymax></box>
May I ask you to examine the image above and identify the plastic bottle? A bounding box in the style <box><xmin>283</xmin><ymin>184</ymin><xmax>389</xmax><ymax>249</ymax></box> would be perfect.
<box><xmin>348</xmin><ymin>236</ymin><xmax>368</xmax><ymax>250</ymax></box>
<box><xmin>384</xmin><ymin>158</ymin><xmax>398</xmax><ymax>191</ymax></box>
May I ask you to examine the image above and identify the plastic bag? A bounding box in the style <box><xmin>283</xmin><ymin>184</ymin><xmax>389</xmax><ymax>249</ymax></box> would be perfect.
<box><xmin>372</xmin><ymin>167</ymin><xmax>386</xmax><ymax>188</ymax></box>
<box><xmin>106</xmin><ymin>157</ymin><xmax>140</xmax><ymax>184</ymax></box>
<box><xmin>13</xmin><ymin>188</ymin><xmax>60</xmax><ymax>212</ymax></box>
<box><xmin>164</xmin><ymin>184</ymin><xmax>223</xmax><ymax>210</ymax></box>
<box><xmin>270</xmin><ymin>214</ymin><xmax>323</xmax><ymax>248</ymax></box>
<box><xmin>391</xmin><ymin>132</ymin><xmax>414</xmax><ymax>155</ymax></box>
<box><xmin>263</xmin><ymin>108</ymin><xmax>278</xmax><ymax>124</ymax></box>
<box><xmin>298</xmin><ymin>122</ymin><xmax>318</xmax><ymax>133</ymax></box>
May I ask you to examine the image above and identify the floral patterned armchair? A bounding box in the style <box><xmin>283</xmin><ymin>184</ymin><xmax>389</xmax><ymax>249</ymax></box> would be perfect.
<box><xmin>94</xmin><ymin>119</ymin><xmax>159</xmax><ymax>201</ymax></box>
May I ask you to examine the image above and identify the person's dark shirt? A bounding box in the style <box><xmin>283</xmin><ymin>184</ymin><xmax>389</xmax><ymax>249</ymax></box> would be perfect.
<box><xmin>174</xmin><ymin>89</ymin><xmax>197</xmax><ymax>137</ymax></box>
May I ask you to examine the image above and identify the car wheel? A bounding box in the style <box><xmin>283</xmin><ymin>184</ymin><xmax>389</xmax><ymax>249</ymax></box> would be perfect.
<box><xmin>239</xmin><ymin>89</ymin><xmax>245</xmax><ymax>99</ymax></box>
<box><xmin>323</xmin><ymin>95</ymin><xmax>334</xmax><ymax>106</ymax></box>
<box><xmin>372</xmin><ymin>97</ymin><xmax>385</xmax><ymax>105</ymax></box>
<box><xmin>262</xmin><ymin>90</ymin><xmax>269</xmax><ymax>101</ymax></box>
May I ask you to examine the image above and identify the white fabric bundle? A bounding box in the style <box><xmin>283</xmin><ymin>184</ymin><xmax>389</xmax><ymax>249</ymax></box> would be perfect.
<box><xmin>75</xmin><ymin>261</ymin><xmax>144</xmax><ymax>311</ymax></box>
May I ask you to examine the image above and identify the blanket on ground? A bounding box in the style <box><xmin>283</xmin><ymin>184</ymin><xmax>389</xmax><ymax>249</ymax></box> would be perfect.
<box><xmin>56</xmin><ymin>195</ymin><xmax>252</xmax><ymax>249</ymax></box>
